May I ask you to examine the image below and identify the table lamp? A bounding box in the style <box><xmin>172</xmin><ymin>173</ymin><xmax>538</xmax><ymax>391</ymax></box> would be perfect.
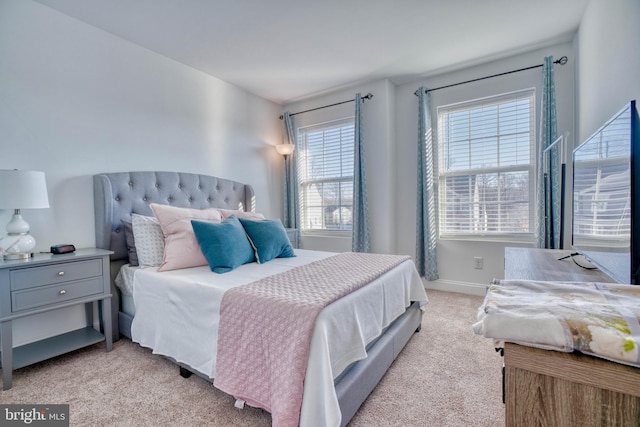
<box><xmin>0</xmin><ymin>170</ymin><xmax>50</xmax><ymax>260</ymax></box>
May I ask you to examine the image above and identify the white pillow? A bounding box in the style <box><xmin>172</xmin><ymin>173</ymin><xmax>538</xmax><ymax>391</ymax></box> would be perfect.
<box><xmin>218</xmin><ymin>209</ymin><xmax>266</xmax><ymax>221</ymax></box>
<box><xmin>131</xmin><ymin>214</ymin><xmax>165</xmax><ymax>267</ymax></box>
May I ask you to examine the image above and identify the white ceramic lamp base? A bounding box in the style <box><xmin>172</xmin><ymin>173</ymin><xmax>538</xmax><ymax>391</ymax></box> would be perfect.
<box><xmin>1</xmin><ymin>211</ymin><xmax>37</xmax><ymax>260</ymax></box>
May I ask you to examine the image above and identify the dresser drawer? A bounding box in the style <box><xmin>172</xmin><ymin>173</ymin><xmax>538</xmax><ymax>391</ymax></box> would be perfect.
<box><xmin>10</xmin><ymin>259</ymin><xmax>102</xmax><ymax>291</ymax></box>
<box><xmin>11</xmin><ymin>277</ymin><xmax>104</xmax><ymax>312</ymax></box>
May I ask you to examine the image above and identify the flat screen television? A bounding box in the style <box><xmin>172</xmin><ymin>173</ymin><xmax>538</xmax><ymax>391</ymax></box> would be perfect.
<box><xmin>572</xmin><ymin>100</ymin><xmax>639</xmax><ymax>284</ymax></box>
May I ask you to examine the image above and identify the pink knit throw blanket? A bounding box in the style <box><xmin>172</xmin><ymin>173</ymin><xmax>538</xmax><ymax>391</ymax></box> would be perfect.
<box><xmin>213</xmin><ymin>252</ymin><xmax>410</xmax><ymax>427</ymax></box>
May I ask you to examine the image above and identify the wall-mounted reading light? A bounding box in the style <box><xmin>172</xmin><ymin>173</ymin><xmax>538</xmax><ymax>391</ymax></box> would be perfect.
<box><xmin>275</xmin><ymin>144</ymin><xmax>295</xmax><ymax>156</ymax></box>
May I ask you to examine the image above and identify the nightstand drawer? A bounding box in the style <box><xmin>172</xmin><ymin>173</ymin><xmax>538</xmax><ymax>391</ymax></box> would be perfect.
<box><xmin>10</xmin><ymin>259</ymin><xmax>102</xmax><ymax>291</ymax></box>
<box><xmin>11</xmin><ymin>277</ymin><xmax>104</xmax><ymax>312</ymax></box>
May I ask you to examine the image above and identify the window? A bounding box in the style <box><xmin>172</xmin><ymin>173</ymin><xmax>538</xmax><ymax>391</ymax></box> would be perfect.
<box><xmin>437</xmin><ymin>89</ymin><xmax>535</xmax><ymax>239</ymax></box>
<box><xmin>297</xmin><ymin>118</ymin><xmax>354</xmax><ymax>232</ymax></box>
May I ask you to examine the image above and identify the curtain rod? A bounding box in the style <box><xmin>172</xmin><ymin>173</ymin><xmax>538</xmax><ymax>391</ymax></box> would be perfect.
<box><xmin>414</xmin><ymin>56</ymin><xmax>568</xmax><ymax>96</ymax></box>
<box><xmin>279</xmin><ymin>93</ymin><xmax>373</xmax><ymax>120</ymax></box>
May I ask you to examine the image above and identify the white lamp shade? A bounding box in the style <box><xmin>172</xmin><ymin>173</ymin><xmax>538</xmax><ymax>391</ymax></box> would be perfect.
<box><xmin>0</xmin><ymin>170</ymin><xmax>50</xmax><ymax>209</ymax></box>
<box><xmin>275</xmin><ymin>144</ymin><xmax>295</xmax><ymax>156</ymax></box>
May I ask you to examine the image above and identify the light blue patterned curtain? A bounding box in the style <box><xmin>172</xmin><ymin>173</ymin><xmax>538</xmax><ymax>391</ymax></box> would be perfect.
<box><xmin>416</xmin><ymin>87</ymin><xmax>438</xmax><ymax>280</ymax></box>
<box><xmin>352</xmin><ymin>93</ymin><xmax>370</xmax><ymax>253</ymax></box>
<box><xmin>544</xmin><ymin>136</ymin><xmax>563</xmax><ymax>248</ymax></box>
<box><xmin>282</xmin><ymin>112</ymin><xmax>301</xmax><ymax>248</ymax></box>
<box><xmin>535</xmin><ymin>56</ymin><xmax>558</xmax><ymax>248</ymax></box>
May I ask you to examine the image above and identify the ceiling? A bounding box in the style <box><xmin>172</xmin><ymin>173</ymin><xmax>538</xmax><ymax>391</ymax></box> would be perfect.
<box><xmin>33</xmin><ymin>0</ymin><xmax>590</xmax><ymax>104</ymax></box>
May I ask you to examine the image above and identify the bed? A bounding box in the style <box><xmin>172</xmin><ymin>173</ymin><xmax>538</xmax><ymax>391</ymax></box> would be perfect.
<box><xmin>93</xmin><ymin>171</ymin><xmax>427</xmax><ymax>426</ymax></box>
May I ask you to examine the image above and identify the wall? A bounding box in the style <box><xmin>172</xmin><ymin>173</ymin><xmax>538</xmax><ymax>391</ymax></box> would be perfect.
<box><xmin>395</xmin><ymin>42</ymin><xmax>576</xmax><ymax>295</ymax></box>
<box><xmin>283</xmin><ymin>79</ymin><xmax>397</xmax><ymax>254</ymax></box>
<box><xmin>576</xmin><ymin>0</ymin><xmax>640</xmax><ymax>141</ymax></box>
<box><xmin>0</xmin><ymin>0</ymin><xmax>282</xmax><ymax>345</ymax></box>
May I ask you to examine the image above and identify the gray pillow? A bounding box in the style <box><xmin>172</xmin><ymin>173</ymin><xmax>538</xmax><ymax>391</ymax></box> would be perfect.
<box><xmin>121</xmin><ymin>219</ymin><xmax>139</xmax><ymax>267</ymax></box>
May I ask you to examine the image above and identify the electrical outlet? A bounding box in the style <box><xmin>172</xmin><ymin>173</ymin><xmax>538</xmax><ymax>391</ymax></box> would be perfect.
<box><xmin>474</xmin><ymin>257</ymin><xmax>484</xmax><ymax>269</ymax></box>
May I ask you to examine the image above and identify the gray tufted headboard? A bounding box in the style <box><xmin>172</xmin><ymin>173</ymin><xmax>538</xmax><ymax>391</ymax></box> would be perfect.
<box><xmin>93</xmin><ymin>171</ymin><xmax>256</xmax><ymax>261</ymax></box>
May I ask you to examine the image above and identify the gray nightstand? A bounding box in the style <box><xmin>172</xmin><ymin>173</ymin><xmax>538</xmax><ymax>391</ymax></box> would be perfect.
<box><xmin>0</xmin><ymin>248</ymin><xmax>113</xmax><ymax>390</ymax></box>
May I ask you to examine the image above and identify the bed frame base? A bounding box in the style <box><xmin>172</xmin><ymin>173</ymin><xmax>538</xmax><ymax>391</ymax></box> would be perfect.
<box><xmin>335</xmin><ymin>301</ymin><xmax>422</xmax><ymax>426</ymax></box>
<box><xmin>116</xmin><ymin>300</ymin><xmax>422</xmax><ymax>426</ymax></box>
<box><xmin>179</xmin><ymin>367</ymin><xmax>193</xmax><ymax>379</ymax></box>
<box><xmin>118</xmin><ymin>311</ymin><xmax>133</xmax><ymax>340</ymax></box>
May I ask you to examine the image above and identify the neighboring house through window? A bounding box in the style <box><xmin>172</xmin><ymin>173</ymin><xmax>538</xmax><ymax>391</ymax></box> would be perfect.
<box><xmin>297</xmin><ymin>118</ymin><xmax>355</xmax><ymax>233</ymax></box>
<box><xmin>437</xmin><ymin>89</ymin><xmax>535</xmax><ymax>240</ymax></box>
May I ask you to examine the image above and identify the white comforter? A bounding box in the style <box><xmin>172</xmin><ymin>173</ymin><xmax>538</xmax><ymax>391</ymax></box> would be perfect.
<box><xmin>130</xmin><ymin>249</ymin><xmax>428</xmax><ymax>426</ymax></box>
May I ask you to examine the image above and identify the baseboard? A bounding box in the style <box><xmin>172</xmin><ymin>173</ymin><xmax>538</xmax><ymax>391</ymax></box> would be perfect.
<box><xmin>423</xmin><ymin>279</ymin><xmax>488</xmax><ymax>296</ymax></box>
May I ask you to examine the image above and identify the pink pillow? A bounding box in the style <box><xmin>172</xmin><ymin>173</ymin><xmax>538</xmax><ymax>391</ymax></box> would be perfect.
<box><xmin>150</xmin><ymin>203</ymin><xmax>222</xmax><ymax>271</ymax></box>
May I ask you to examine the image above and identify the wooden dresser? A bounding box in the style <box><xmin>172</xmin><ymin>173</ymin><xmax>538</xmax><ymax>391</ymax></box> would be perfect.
<box><xmin>503</xmin><ymin>248</ymin><xmax>640</xmax><ymax>427</ymax></box>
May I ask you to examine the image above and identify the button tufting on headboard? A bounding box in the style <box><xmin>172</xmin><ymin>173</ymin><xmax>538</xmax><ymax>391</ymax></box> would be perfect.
<box><xmin>93</xmin><ymin>172</ymin><xmax>256</xmax><ymax>262</ymax></box>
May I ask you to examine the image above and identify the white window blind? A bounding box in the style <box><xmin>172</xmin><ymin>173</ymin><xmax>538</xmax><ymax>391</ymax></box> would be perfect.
<box><xmin>297</xmin><ymin>118</ymin><xmax>355</xmax><ymax>232</ymax></box>
<box><xmin>437</xmin><ymin>89</ymin><xmax>535</xmax><ymax>237</ymax></box>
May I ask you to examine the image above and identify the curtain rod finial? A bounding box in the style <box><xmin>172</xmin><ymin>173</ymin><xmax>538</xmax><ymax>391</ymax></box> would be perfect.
<box><xmin>555</xmin><ymin>56</ymin><xmax>568</xmax><ymax>66</ymax></box>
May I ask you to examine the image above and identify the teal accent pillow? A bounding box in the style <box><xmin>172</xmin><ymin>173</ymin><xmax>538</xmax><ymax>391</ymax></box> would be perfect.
<box><xmin>238</xmin><ymin>218</ymin><xmax>296</xmax><ymax>264</ymax></box>
<box><xmin>191</xmin><ymin>216</ymin><xmax>255</xmax><ymax>273</ymax></box>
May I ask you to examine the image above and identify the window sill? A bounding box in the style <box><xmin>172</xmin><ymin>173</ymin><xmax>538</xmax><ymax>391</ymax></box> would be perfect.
<box><xmin>301</xmin><ymin>231</ymin><xmax>351</xmax><ymax>239</ymax></box>
<box><xmin>438</xmin><ymin>233</ymin><xmax>534</xmax><ymax>244</ymax></box>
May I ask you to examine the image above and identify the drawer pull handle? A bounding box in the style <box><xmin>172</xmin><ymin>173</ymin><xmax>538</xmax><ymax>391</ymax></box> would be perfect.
<box><xmin>58</xmin><ymin>271</ymin><xmax>65</xmax><ymax>276</ymax></box>
<box><xmin>59</xmin><ymin>290</ymin><xmax>66</xmax><ymax>295</ymax></box>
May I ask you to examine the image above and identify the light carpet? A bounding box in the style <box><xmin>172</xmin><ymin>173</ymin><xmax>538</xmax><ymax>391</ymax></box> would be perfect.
<box><xmin>0</xmin><ymin>289</ymin><xmax>504</xmax><ymax>426</ymax></box>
